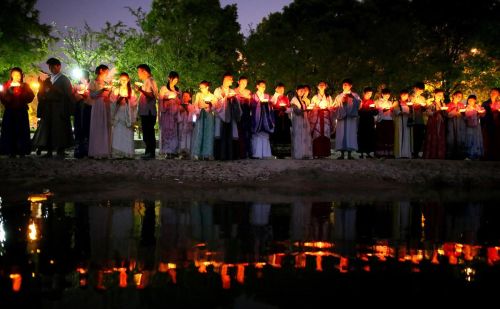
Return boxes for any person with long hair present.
[375,88,395,158]
[88,64,112,159]
[177,91,196,159]
[270,82,292,159]
[159,71,181,159]
[464,95,485,160]
[73,70,91,158]
[445,91,466,159]
[357,87,378,159]
[393,89,412,159]
[309,81,334,158]
[250,80,275,159]
[481,87,500,160]
[191,80,217,160]
[423,89,446,159]
[0,67,35,157]
[235,76,253,159]
[110,72,137,158]
[290,85,313,159]
[333,79,361,160]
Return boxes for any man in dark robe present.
[33,58,74,158]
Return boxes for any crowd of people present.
[1,57,499,161]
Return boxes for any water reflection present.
[0,195,499,307]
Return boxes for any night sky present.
[35,0,293,35]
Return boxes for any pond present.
[0,193,499,308]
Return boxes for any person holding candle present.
[191,81,217,160]
[270,82,292,159]
[213,72,242,160]
[393,89,412,159]
[0,67,35,157]
[110,72,138,158]
[136,64,159,160]
[409,82,427,158]
[158,71,181,159]
[73,70,91,158]
[357,87,378,159]
[333,79,361,160]
[445,91,466,159]
[177,91,196,159]
[309,81,334,158]
[235,76,253,159]
[374,88,395,158]
[32,57,75,159]
[290,85,313,159]
[464,94,485,160]
[250,80,274,159]
[88,64,112,159]
[423,89,446,159]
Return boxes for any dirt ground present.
[1,157,500,203]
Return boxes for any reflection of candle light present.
[28,222,37,240]
[134,273,143,288]
[118,267,127,288]
[10,274,22,292]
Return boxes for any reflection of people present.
[32,58,75,158]
[0,67,35,157]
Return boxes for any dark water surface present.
[0,192,499,308]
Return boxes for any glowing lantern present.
[30,81,40,92]
[0,85,3,92]
[71,68,83,80]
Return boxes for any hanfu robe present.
[0,81,34,156]
[110,91,138,158]
[270,93,292,158]
[333,92,361,152]
[309,94,334,158]
[357,99,378,154]
[250,93,275,158]
[235,88,253,159]
[290,96,313,159]
[445,101,467,159]
[159,87,181,155]
[32,74,74,151]
[177,103,196,156]
[481,99,500,160]
[73,82,92,158]
[213,87,242,160]
[423,103,446,159]
[374,98,394,157]
[393,101,412,159]
[88,80,112,158]
[409,94,427,157]
[191,92,216,159]
[464,106,485,159]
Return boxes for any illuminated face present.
[467,98,476,106]
[275,86,284,95]
[491,89,499,101]
[49,64,61,74]
[137,68,148,81]
[199,83,209,93]
[318,82,327,92]
[452,93,463,103]
[363,91,373,100]
[238,79,248,89]
[342,83,352,93]
[100,69,110,80]
[256,83,266,92]
[11,71,22,83]
[182,92,191,103]
[435,92,444,101]
[382,93,391,100]
[400,93,409,101]
[170,77,179,86]
[297,88,305,97]
[223,76,233,88]
[119,76,129,87]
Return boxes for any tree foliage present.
[0,0,54,79]
[244,0,500,95]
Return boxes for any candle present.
[0,85,3,92]
[134,82,143,87]
[441,106,449,110]
[192,114,197,122]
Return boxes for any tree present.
[0,0,54,79]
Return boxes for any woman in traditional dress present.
[375,88,395,158]
[73,70,92,158]
[110,72,137,158]
[235,76,253,159]
[445,91,466,159]
[481,87,500,160]
[309,81,334,158]
[0,67,35,157]
[423,89,446,159]
[88,64,112,159]
[159,71,181,159]
[290,85,313,159]
[177,91,196,159]
[191,81,217,160]
[357,87,377,159]
[464,95,485,160]
[393,89,412,159]
[270,82,292,158]
[333,79,361,160]
[250,80,274,159]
